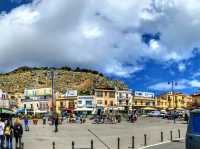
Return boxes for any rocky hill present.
[0,66,128,94]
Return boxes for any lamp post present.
[48,70,57,114]
[168,81,177,123]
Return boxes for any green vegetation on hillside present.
[0,66,127,94]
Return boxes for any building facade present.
[133,91,156,110]
[75,96,95,112]
[116,90,132,110]
[191,93,200,108]
[156,92,191,110]
[94,88,117,109]
[56,90,78,114]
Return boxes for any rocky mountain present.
[0,66,128,94]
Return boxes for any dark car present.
[186,109,200,149]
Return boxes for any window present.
[110,101,113,106]
[31,104,33,109]
[126,100,128,105]
[86,101,92,107]
[109,92,115,98]
[119,93,122,98]
[78,101,82,105]
[105,92,107,96]
[61,102,64,107]
[24,104,26,109]
[97,100,102,105]
[96,91,103,97]
[126,94,128,98]
[135,101,137,105]
[105,100,108,105]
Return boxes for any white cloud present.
[149,81,187,90]
[188,80,200,88]
[1,0,200,76]
[150,79,200,90]
[178,63,186,72]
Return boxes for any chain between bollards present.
[72,141,75,149]
[117,137,120,149]
[161,131,163,142]
[170,131,173,141]
[144,134,147,146]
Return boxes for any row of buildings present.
[0,87,199,115]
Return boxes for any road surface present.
[144,140,185,149]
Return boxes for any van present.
[186,109,200,149]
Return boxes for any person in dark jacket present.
[14,118,23,149]
[54,115,59,133]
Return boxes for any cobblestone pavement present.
[22,117,187,149]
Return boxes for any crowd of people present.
[0,118,23,149]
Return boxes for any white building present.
[76,96,95,113]
[116,90,133,110]
[21,99,48,114]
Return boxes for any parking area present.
[21,117,187,149]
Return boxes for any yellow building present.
[133,91,156,110]
[94,88,117,108]
[191,93,200,108]
[156,92,192,110]
[55,91,77,114]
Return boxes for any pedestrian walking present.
[0,118,5,149]
[14,118,23,149]
[24,116,29,131]
[43,116,46,126]
[54,115,59,133]
[4,120,13,149]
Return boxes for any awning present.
[74,108,94,111]
[0,108,15,115]
[34,110,48,114]
[141,107,157,110]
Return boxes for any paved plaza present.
[22,117,187,149]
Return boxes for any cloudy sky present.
[1,0,200,94]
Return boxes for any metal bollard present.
[132,136,135,149]
[178,129,181,139]
[91,140,94,149]
[21,142,24,149]
[117,137,120,149]
[72,141,75,149]
[170,131,173,141]
[161,131,163,142]
[52,142,55,149]
[144,134,147,146]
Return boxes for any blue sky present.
[1,0,200,95]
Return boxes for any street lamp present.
[47,70,57,114]
[168,81,177,123]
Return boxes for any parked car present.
[147,111,161,117]
[186,109,200,149]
